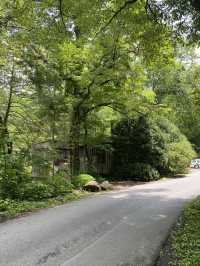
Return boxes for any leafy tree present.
[0,0,199,200]
[147,57,200,150]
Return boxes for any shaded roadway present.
[0,170,200,266]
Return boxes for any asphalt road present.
[1,170,200,266]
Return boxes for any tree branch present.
[85,102,116,116]
[97,0,139,35]
[58,0,67,33]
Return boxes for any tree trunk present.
[70,108,81,177]
[0,64,14,157]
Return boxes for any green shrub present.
[130,163,160,181]
[0,198,41,215]
[0,199,12,211]
[72,174,95,189]
[20,181,54,201]
[112,116,168,180]
[46,172,73,196]
[111,115,196,180]
[0,175,21,199]
[0,199,23,215]
[167,137,196,174]
[0,154,31,199]
[0,169,74,201]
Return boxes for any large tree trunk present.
[0,64,14,156]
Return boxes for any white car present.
[191,159,200,168]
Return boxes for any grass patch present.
[0,191,92,220]
[170,196,200,266]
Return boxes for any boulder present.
[100,181,113,191]
[84,181,101,192]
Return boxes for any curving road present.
[0,170,200,266]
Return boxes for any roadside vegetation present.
[0,191,91,220]
[0,170,90,219]
[0,169,107,219]
[158,197,200,266]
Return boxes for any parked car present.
[191,159,200,168]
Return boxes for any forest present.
[0,0,200,209]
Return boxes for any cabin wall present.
[32,146,112,177]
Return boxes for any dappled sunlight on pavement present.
[1,170,200,266]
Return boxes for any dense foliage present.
[0,0,199,204]
[0,169,73,201]
[169,197,200,266]
[112,116,196,180]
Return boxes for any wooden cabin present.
[32,141,112,177]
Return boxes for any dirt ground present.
[110,180,146,190]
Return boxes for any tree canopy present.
[0,0,199,201]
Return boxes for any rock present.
[84,181,101,192]
[100,181,113,191]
